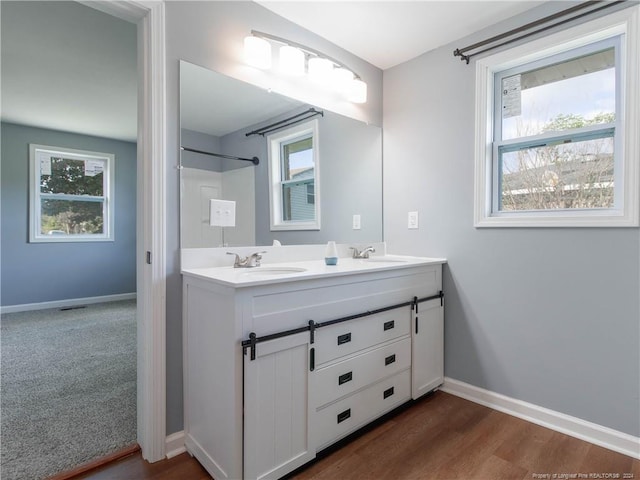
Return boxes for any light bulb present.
[348,78,368,103]
[308,57,334,85]
[332,67,354,94]
[244,36,271,70]
[279,45,305,76]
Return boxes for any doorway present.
[0,0,167,475]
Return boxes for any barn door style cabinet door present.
[243,332,316,480]
[411,296,444,399]
[182,256,445,480]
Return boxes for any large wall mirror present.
[179,60,383,248]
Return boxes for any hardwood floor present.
[73,392,640,480]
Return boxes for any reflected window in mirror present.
[268,120,321,230]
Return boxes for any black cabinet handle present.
[338,371,353,385]
[383,320,395,331]
[385,354,396,366]
[337,333,351,345]
[384,387,394,399]
[309,347,315,371]
[337,408,351,424]
[415,315,419,334]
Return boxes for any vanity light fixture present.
[279,45,305,76]
[243,30,368,104]
[244,35,271,69]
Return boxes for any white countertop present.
[181,255,446,288]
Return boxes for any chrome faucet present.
[227,251,266,268]
[350,246,375,259]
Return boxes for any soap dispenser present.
[324,241,338,265]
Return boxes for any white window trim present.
[267,119,321,231]
[474,6,640,228]
[29,144,116,242]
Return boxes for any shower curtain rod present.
[180,146,259,165]
[453,0,625,64]
[245,108,324,137]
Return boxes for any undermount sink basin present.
[241,267,307,275]
[365,257,409,263]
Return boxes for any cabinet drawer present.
[314,369,411,450]
[312,337,410,408]
[314,307,411,365]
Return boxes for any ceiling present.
[257,1,544,70]
[0,1,137,142]
[1,1,544,142]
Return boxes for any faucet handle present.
[226,252,241,267]
[251,251,267,266]
[349,246,360,258]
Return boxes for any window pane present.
[282,180,314,221]
[280,135,315,222]
[502,48,615,140]
[41,199,104,235]
[41,156,105,196]
[282,136,313,181]
[499,135,614,211]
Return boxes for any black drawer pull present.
[337,408,351,424]
[338,371,353,385]
[383,320,395,331]
[384,387,394,399]
[337,333,351,345]
[385,354,396,366]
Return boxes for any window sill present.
[474,211,638,228]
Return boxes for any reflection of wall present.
[180,167,222,247]
[180,129,222,171]
[219,106,382,246]
[222,167,255,246]
[0,122,137,307]
[383,2,639,437]
[181,129,255,247]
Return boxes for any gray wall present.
[383,3,640,436]
[165,1,383,434]
[180,129,223,171]
[1,122,137,306]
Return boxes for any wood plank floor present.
[73,392,640,480]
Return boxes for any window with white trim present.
[267,119,320,230]
[30,144,115,242]
[474,7,639,227]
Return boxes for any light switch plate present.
[352,214,361,230]
[210,199,236,227]
[408,211,419,229]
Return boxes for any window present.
[474,7,639,227]
[29,144,115,242]
[267,119,320,230]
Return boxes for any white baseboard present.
[1,293,137,314]
[165,431,186,459]
[441,377,640,460]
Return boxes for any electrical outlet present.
[352,214,361,230]
[408,211,419,229]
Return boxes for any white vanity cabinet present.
[182,258,444,480]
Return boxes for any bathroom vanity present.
[182,249,445,480]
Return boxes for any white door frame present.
[79,0,167,462]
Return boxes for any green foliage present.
[541,112,615,133]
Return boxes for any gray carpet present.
[1,300,137,480]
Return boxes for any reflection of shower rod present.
[245,108,324,137]
[180,146,259,165]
